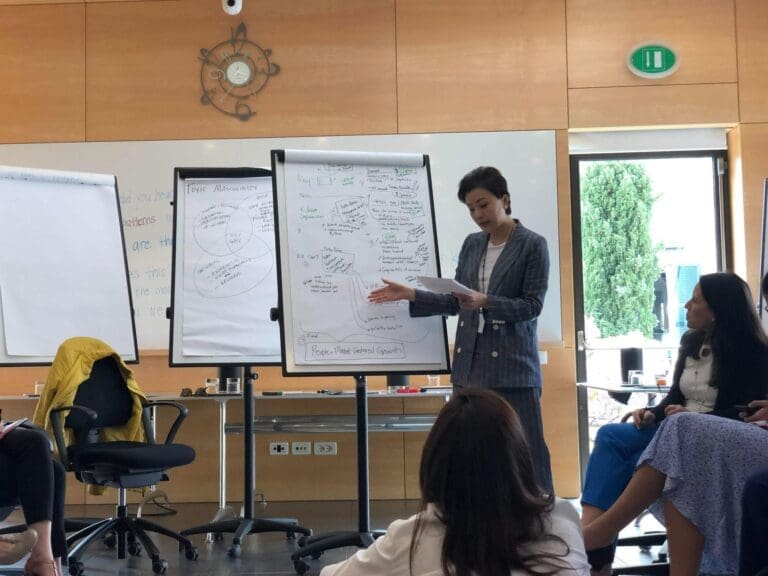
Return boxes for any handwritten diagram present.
[180,177,280,358]
[282,160,446,366]
[191,193,274,298]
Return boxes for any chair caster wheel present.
[185,546,199,560]
[128,542,142,556]
[103,531,116,549]
[152,559,168,574]
[69,561,84,576]
[298,535,307,547]
[286,531,295,540]
[228,544,241,557]
[293,559,310,574]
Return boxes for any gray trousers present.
[454,384,553,494]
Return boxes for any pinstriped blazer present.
[410,221,549,389]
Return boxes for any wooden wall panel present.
[540,346,579,497]
[730,124,768,295]
[727,126,747,281]
[396,0,567,132]
[556,130,575,347]
[86,0,397,141]
[0,4,85,143]
[735,0,768,123]
[569,84,739,129]
[567,0,737,88]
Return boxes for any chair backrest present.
[65,356,134,444]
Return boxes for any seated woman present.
[0,424,66,576]
[320,388,589,576]
[582,404,768,576]
[581,272,768,574]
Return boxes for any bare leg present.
[583,464,666,550]
[25,520,57,576]
[664,499,703,576]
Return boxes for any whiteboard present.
[0,166,137,365]
[272,149,450,375]
[0,131,561,350]
[169,168,281,366]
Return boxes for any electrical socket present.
[314,441,337,456]
[291,441,312,455]
[269,441,289,455]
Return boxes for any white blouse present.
[679,345,717,413]
[319,498,590,576]
[478,240,506,334]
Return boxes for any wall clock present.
[199,23,280,121]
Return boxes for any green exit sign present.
[627,44,678,79]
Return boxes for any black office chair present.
[614,532,669,575]
[49,357,198,576]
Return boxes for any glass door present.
[571,152,728,444]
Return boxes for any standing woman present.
[369,166,552,492]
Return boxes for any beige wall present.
[1,0,768,501]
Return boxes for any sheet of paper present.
[0,179,135,358]
[416,276,473,295]
[180,177,280,358]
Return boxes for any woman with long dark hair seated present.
[581,272,768,575]
[320,388,589,576]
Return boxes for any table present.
[576,382,671,486]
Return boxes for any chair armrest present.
[49,405,97,467]
[141,400,189,444]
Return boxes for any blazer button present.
[460,321,465,327]
[456,347,462,354]
[492,324,499,331]
[491,351,498,358]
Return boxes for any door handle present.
[577,330,585,351]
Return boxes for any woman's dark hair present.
[674,272,768,403]
[457,166,512,215]
[409,388,570,576]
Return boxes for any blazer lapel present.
[465,234,488,291]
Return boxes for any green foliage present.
[581,162,659,338]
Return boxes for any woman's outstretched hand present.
[368,278,416,303]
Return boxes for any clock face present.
[199,23,280,121]
[226,60,252,86]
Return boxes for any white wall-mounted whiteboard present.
[169,168,281,366]
[0,131,560,350]
[272,149,450,375]
[0,166,137,364]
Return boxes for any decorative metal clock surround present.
[199,23,280,121]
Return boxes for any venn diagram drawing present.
[191,192,275,299]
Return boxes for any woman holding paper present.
[369,166,552,492]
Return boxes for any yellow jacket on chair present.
[33,336,147,450]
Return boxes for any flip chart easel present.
[271,149,449,573]
[0,166,137,365]
[169,167,309,557]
